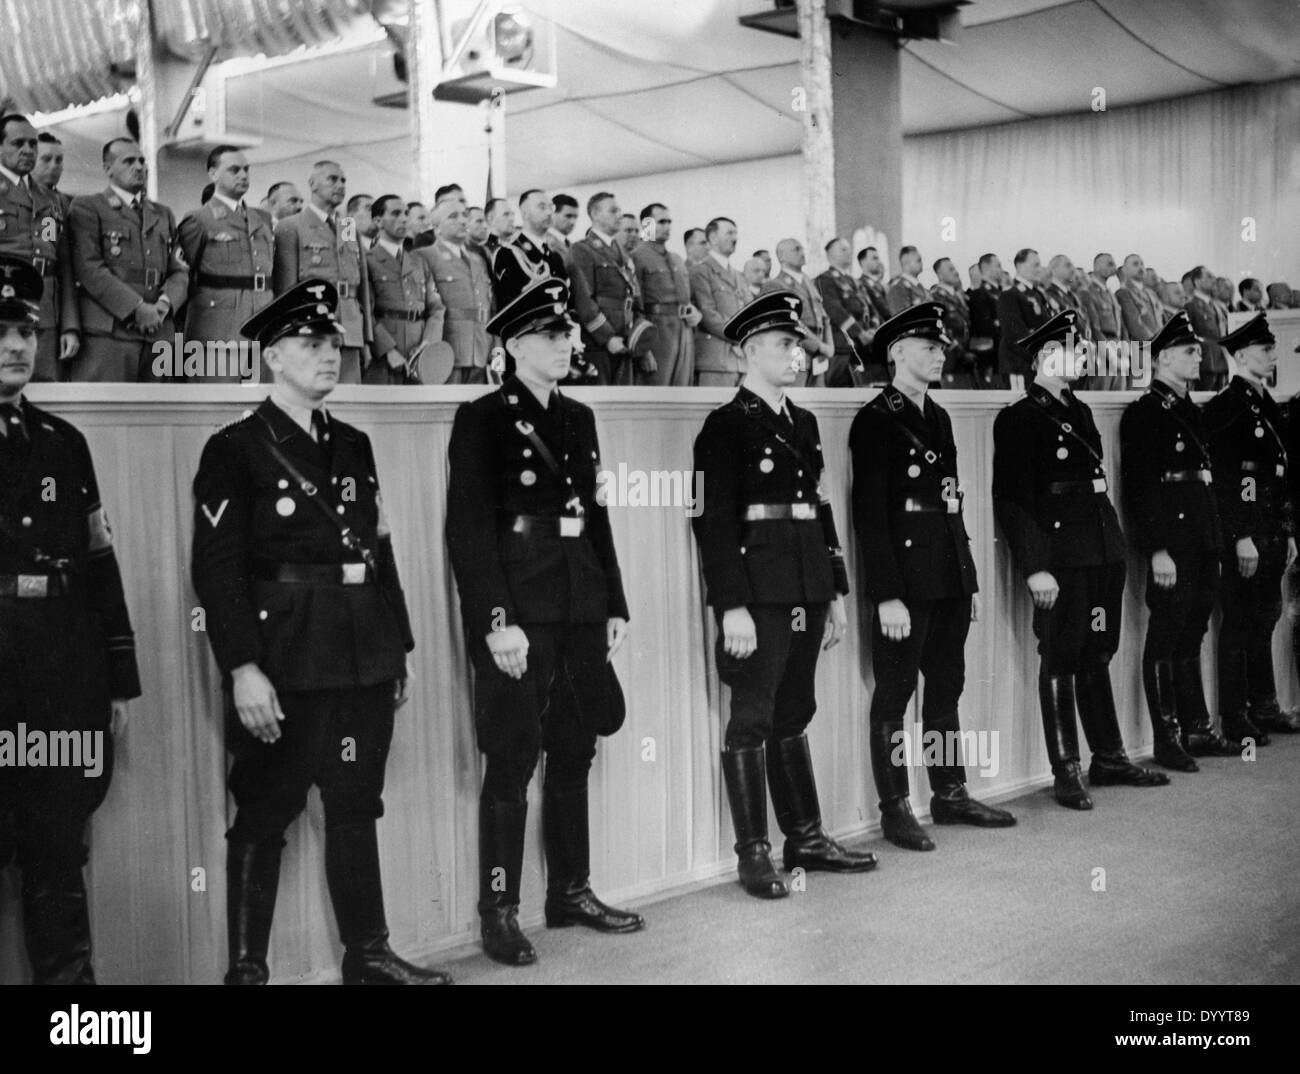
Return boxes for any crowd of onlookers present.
[1,112,1295,389]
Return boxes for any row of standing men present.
[2,253,1296,983]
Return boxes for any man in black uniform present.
[1120,312,1237,766]
[446,279,644,967]
[1204,312,1300,744]
[0,254,139,983]
[850,304,1015,851]
[993,310,1169,809]
[191,279,449,986]
[692,290,877,900]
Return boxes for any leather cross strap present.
[254,413,378,574]
[1027,387,1105,468]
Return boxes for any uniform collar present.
[268,389,327,438]
[377,236,403,259]
[546,226,569,246]
[111,182,142,207]
[212,190,243,213]
[307,202,332,224]
[0,162,27,189]
[1150,377,1189,405]
[709,249,731,270]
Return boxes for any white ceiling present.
[33,0,1300,195]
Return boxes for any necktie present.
[310,409,330,449]
[0,402,28,453]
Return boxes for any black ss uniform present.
[1120,381,1228,757]
[692,388,848,750]
[0,398,139,983]
[445,376,628,916]
[850,385,977,803]
[993,384,1142,788]
[192,396,421,982]
[1204,376,1291,740]
[996,281,1051,381]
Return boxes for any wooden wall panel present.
[1,385,1294,983]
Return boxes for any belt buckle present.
[17,574,48,598]
[1093,477,1107,493]
[1199,470,1212,484]
[32,256,47,276]
[253,273,267,292]
[338,281,351,299]
[946,497,960,514]
[341,563,367,585]
[144,267,159,289]
[1278,465,1286,479]
[797,503,816,520]
[559,517,582,538]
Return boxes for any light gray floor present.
[435,736,1300,984]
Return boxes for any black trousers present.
[1034,561,1125,675]
[715,602,829,751]
[1143,551,1219,664]
[868,596,971,798]
[470,622,615,802]
[226,683,395,844]
[1218,535,1286,716]
[0,596,113,883]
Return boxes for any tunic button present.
[796,491,803,498]
[740,546,747,555]
[258,610,268,621]
[1054,521,1061,529]
[798,470,803,477]
[523,448,533,458]
[21,516,32,526]
[277,479,289,489]
[904,539,912,547]
[1178,513,1185,520]
[336,505,345,515]
[764,447,772,455]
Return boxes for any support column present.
[796,0,903,267]
[409,0,441,205]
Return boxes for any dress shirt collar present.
[377,236,403,259]
[0,163,28,189]
[307,201,332,224]
[709,250,731,270]
[111,183,143,207]
[211,190,243,213]
[268,390,328,437]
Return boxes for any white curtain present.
[902,78,1300,289]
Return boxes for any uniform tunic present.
[445,377,628,796]
[0,399,139,882]
[1119,379,1222,664]
[692,388,849,749]
[850,384,977,798]
[993,384,1127,674]
[1204,376,1292,716]
[0,175,78,381]
[191,398,412,840]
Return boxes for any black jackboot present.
[1173,657,1240,756]
[1076,667,1171,786]
[22,871,95,985]
[224,839,282,985]
[1250,699,1300,735]
[1141,658,1198,771]
[326,822,451,984]
[543,785,645,932]
[721,748,788,898]
[879,796,936,851]
[478,796,536,965]
[1220,649,1270,747]
[930,782,1018,827]
[1040,672,1092,810]
[766,734,877,871]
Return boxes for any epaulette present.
[216,408,256,433]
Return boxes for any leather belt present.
[744,503,818,521]
[446,307,489,323]
[337,281,354,300]
[197,272,268,292]
[646,301,684,316]
[1161,469,1212,484]
[510,514,585,538]
[899,498,959,514]
[1046,478,1108,495]
[1241,461,1286,478]
[0,573,66,598]
[255,562,373,585]
[31,256,56,278]
[374,307,424,322]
